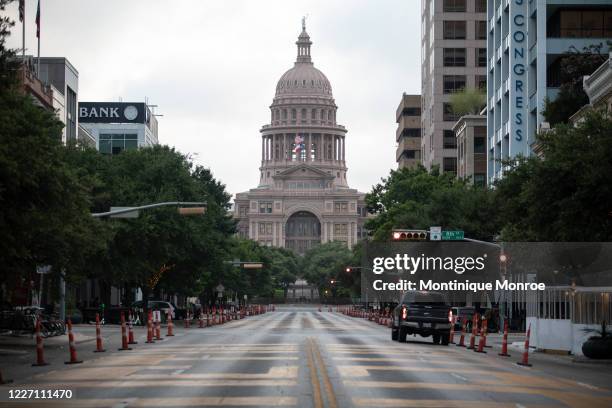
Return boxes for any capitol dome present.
[274,22,333,98]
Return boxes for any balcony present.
[496,127,502,143]
[528,43,537,64]
[496,45,502,61]
[529,92,537,112]
[496,4,502,21]
[503,79,509,95]
[504,121,510,136]
[496,88,501,103]
[528,0,536,17]
[489,56,495,71]
[504,0,509,10]
[489,16,495,32]
[489,95,495,109]
[504,35,510,52]
[18,65,54,110]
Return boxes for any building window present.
[443,48,466,67]
[443,103,461,122]
[476,21,487,40]
[443,21,466,39]
[333,223,348,235]
[475,0,486,13]
[443,75,466,94]
[403,128,421,138]
[282,109,287,119]
[99,133,138,155]
[443,130,457,149]
[291,109,297,120]
[402,107,421,116]
[443,157,457,174]
[473,174,486,187]
[334,202,348,213]
[258,222,273,235]
[474,136,486,153]
[239,206,248,217]
[551,10,612,38]
[443,0,466,12]
[477,48,487,67]
[259,202,273,214]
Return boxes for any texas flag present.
[36,0,40,38]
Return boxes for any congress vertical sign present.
[510,0,527,154]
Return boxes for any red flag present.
[19,0,25,22]
[35,0,40,38]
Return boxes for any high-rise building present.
[453,114,487,186]
[37,57,79,144]
[487,0,612,182]
[234,22,368,255]
[396,94,422,169]
[421,0,488,174]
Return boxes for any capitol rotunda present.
[234,21,367,255]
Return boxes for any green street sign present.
[442,230,464,240]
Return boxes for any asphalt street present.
[1,305,612,407]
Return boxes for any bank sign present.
[79,102,147,124]
[510,0,527,151]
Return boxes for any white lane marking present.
[450,372,467,381]
[577,381,599,390]
[515,404,526,408]
[171,369,185,375]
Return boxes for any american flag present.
[293,135,305,154]
[19,0,25,22]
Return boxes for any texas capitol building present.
[234,22,368,255]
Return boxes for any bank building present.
[234,21,368,255]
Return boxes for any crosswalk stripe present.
[336,365,494,377]
[352,398,553,407]
[26,379,298,387]
[0,397,298,407]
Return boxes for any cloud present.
[7,0,420,197]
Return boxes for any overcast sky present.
[7,0,421,197]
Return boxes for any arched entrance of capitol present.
[285,211,321,255]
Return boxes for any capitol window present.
[259,202,273,214]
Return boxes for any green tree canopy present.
[449,87,486,116]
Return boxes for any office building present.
[421,0,488,174]
[37,57,79,144]
[234,22,368,255]
[487,0,612,182]
[396,94,422,169]
[78,102,159,154]
[453,114,487,186]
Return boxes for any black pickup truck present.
[391,291,453,345]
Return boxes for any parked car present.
[391,291,452,345]
[131,300,175,320]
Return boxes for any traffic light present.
[345,267,352,273]
[391,229,428,241]
[178,207,206,216]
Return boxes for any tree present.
[449,87,486,116]
[494,110,612,241]
[301,242,355,300]
[365,166,498,242]
[543,44,608,126]
[0,18,106,295]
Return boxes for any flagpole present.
[22,1,25,60]
[37,0,40,76]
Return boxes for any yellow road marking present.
[168,356,299,361]
[334,357,484,364]
[306,338,324,408]
[310,337,338,408]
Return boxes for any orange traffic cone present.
[32,317,48,366]
[456,318,466,347]
[146,310,155,343]
[467,313,479,350]
[517,323,532,367]
[94,313,106,352]
[475,318,487,353]
[118,312,132,351]
[155,313,163,341]
[499,319,511,357]
[167,311,175,336]
[449,316,456,344]
[65,319,83,364]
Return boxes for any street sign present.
[442,230,464,240]
[36,265,52,274]
[110,207,139,218]
[429,226,442,241]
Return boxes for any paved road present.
[1,305,612,407]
